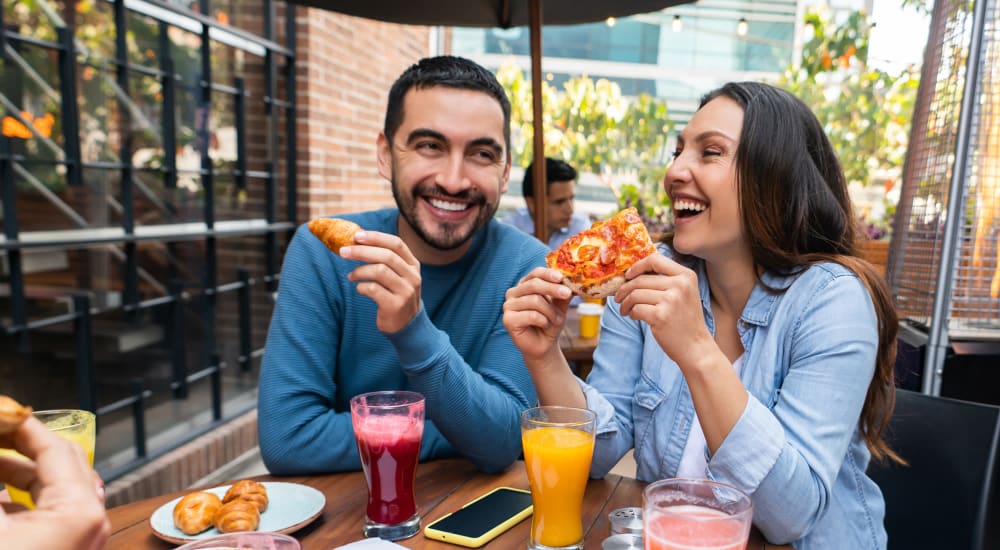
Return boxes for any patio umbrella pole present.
[529,0,548,242]
[293,0,699,242]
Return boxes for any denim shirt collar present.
[692,258,797,331]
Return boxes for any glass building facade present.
[453,0,869,123]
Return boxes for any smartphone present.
[423,486,533,547]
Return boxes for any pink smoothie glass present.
[642,478,753,550]
[350,390,425,541]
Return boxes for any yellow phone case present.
[423,486,533,548]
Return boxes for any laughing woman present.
[502,81,900,550]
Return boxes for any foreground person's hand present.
[0,416,110,550]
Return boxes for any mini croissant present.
[214,499,261,533]
[173,491,223,535]
[0,395,32,435]
[308,217,361,255]
[222,479,269,512]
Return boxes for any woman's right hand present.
[502,267,573,362]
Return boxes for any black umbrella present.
[289,0,693,239]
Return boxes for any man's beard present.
[392,177,498,251]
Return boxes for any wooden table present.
[105,458,777,549]
[561,306,599,379]
[105,459,624,549]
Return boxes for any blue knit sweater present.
[258,209,548,474]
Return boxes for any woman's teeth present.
[674,199,706,216]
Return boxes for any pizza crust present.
[562,274,626,299]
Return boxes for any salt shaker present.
[608,506,643,535]
[602,506,644,549]
[601,533,644,549]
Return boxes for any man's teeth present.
[674,199,706,213]
[428,198,469,212]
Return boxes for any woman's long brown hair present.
[666,82,902,464]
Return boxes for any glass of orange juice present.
[2,409,96,509]
[521,405,596,550]
[642,478,752,550]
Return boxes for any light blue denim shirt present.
[500,207,591,250]
[581,250,887,549]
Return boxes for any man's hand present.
[340,231,423,333]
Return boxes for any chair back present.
[869,389,1000,550]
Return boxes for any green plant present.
[778,5,919,241]
[496,64,674,225]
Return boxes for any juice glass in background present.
[577,302,604,339]
[350,390,425,541]
[521,405,597,550]
[642,478,753,550]
[2,409,96,509]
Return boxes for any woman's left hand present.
[614,254,715,368]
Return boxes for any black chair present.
[869,389,1000,550]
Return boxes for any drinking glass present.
[2,409,96,509]
[350,390,425,541]
[521,405,597,550]
[642,478,753,550]
[175,532,301,549]
[577,303,604,339]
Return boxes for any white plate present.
[149,481,326,544]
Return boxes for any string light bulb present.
[606,16,616,27]
[737,17,749,36]
[672,15,682,32]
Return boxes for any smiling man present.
[257,56,549,475]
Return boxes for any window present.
[1,0,296,481]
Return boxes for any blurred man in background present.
[502,157,590,249]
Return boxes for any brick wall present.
[104,409,259,508]
[290,8,431,220]
[103,9,434,506]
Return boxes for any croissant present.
[173,491,223,535]
[222,479,269,512]
[308,217,361,255]
[0,395,32,435]
[214,499,261,533]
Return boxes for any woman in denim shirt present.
[503,82,901,549]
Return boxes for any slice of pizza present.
[308,217,362,255]
[546,207,657,299]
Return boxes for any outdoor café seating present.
[868,389,1000,550]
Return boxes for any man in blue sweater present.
[257,56,550,475]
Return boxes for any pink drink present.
[645,505,748,550]
[643,479,752,550]
[351,390,425,541]
[354,414,423,524]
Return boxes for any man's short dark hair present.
[383,55,512,152]
[522,157,578,200]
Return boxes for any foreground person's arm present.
[0,416,110,550]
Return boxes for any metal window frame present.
[0,0,297,480]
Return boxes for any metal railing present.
[1,0,297,479]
